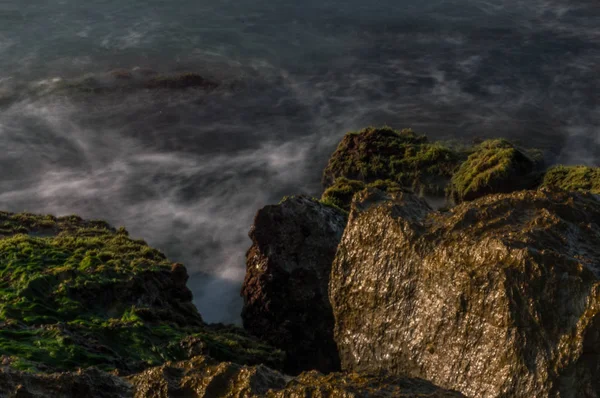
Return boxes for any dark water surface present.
[1,0,599,323]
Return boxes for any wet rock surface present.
[241,196,347,374]
[321,177,406,212]
[127,355,288,398]
[1,355,465,398]
[273,370,465,398]
[330,188,600,398]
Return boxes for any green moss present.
[322,126,463,196]
[449,139,541,203]
[540,165,600,194]
[321,177,404,211]
[0,211,283,374]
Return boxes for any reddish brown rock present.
[241,196,347,374]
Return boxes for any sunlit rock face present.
[330,188,600,398]
[1,355,466,398]
[241,196,347,374]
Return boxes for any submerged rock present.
[1,355,464,398]
[322,126,462,196]
[40,70,219,96]
[330,188,600,398]
[449,139,542,202]
[142,72,219,90]
[241,196,347,374]
[541,165,600,194]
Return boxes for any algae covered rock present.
[330,188,600,398]
[321,177,405,212]
[241,196,346,374]
[0,366,132,398]
[322,126,461,196]
[0,211,282,374]
[449,139,541,202]
[541,165,600,194]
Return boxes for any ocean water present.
[0,0,598,323]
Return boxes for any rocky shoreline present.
[2,126,600,397]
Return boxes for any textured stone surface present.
[330,188,600,398]
[128,355,287,398]
[1,356,465,398]
[271,371,465,398]
[241,196,347,374]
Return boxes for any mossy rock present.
[0,211,283,374]
[540,165,600,194]
[321,177,405,212]
[449,139,542,203]
[322,126,463,196]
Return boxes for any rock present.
[47,71,219,95]
[128,355,288,398]
[1,355,465,398]
[449,139,542,203]
[330,188,600,398]
[109,69,134,80]
[322,126,461,196]
[0,211,283,374]
[321,177,405,212]
[241,196,347,374]
[541,165,600,194]
[143,72,219,90]
[0,367,131,398]
[272,371,465,398]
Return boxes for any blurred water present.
[0,0,599,323]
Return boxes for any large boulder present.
[322,126,461,196]
[1,355,465,397]
[241,196,347,374]
[449,139,542,202]
[330,188,600,398]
